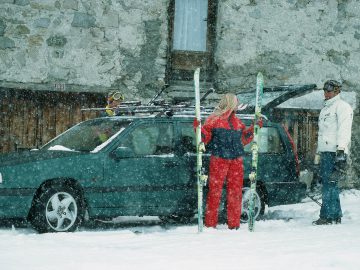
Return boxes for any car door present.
[103,120,189,216]
[242,124,290,181]
[176,120,209,208]
[254,125,291,182]
[242,124,296,204]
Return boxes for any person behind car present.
[193,93,262,230]
[313,80,353,225]
[103,91,124,116]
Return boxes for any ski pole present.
[306,193,322,207]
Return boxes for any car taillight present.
[282,124,300,177]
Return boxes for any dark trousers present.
[319,152,342,219]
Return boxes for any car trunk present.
[236,84,317,120]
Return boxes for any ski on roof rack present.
[81,88,217,117]
[82,103,206,116]
[81,103,265,120]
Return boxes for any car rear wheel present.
[30,185,84,233]
[240,187,265,223]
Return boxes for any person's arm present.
[193,117,213,144]
[336,102,353,152]
[241,118,263,145]
[242,125,254,146]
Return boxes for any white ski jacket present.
[316,94,353,154]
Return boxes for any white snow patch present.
[1,189,360,270]
[47,145,76,152]
[278,91,357,110]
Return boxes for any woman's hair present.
[212,93,238,117]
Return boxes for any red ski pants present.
[205,156,244,229]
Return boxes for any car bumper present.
[266,181,307,207]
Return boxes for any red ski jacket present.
[201,111,255,159]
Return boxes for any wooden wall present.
[0,88,105,153]
[274,109,319,168]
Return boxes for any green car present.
[0,112,305,233]
[1,84,317,233]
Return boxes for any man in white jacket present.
[313,80,353,225]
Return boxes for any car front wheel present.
[30,186,84,233]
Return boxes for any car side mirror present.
[112,146,135,159]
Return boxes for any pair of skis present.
[194,69,263,233]
[194,68,207,233]
[247,72,264,232]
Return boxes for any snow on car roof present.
[237,84,317,112]
[278,90,357,110]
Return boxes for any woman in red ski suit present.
[194,93,259,229]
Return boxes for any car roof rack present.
[82,87,217,116]
[82,102,258,119]
[113,103,209,117]
[81,87,262,119]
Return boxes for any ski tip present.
[194,67,200,76]
[257,72,263,80]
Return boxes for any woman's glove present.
[253,117,263,128]
[193,118,200,129]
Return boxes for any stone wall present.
[215,0,360,92]
[0,0,170,99]
[2,1,359,96]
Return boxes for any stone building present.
[0,0,359,183]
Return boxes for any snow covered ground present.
[1,189,359,270]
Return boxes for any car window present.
[119,122,174,156]
[178,122,196,153]
[244,127,284,154]
[42,119,130,152]
[178,122,283,154]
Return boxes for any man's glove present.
[335,150,347,172]
[336,150,346,162]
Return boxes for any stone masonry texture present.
[0,0,170,99]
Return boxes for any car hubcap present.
[46,192,78,231]
[241,187,261,223]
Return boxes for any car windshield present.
[41,118,131,152]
